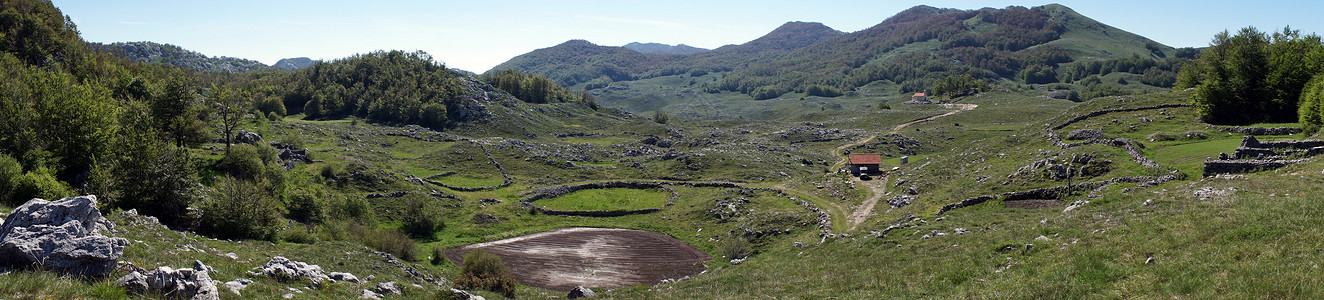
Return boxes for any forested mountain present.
[623,42,708,55]
[89,41,270,72]
[491,4,1186,100]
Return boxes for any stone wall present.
[519,181,679,217]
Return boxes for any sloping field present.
[445,227,712,291]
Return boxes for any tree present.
[154,78,210,147]
[199,176,285,240]
[1300,75,1324,135]
[1182,26,1324,124]
[209,85,251,147]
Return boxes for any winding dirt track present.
[444,227,711,291]
[840,103,977,230]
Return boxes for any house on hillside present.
[906,93,931,104]
[848,153,882,176]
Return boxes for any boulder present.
[0,195,128,278]
[223,278,253,296]
[568,285,597,298]
[235,130,263,144]
[361,289,382,299]
[255,256,331,286]
[116,265,221,300]
[375,281,402,295]
[450,288,487,300]
[330,271,361,283]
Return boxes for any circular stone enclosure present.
[444,227,712,291]
[535,187,671,212]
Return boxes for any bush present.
[350,223,417,261]
[11,168,70,206]
[431,247,446,266]
[455,250,517,298]
[280,224,318,244]
[402,196,444,239]
[719,234,752,259]
[286,188,327,224]
[198,177,285,241]
[0,153,21,204]
[219,144,264,179]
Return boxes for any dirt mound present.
[444,227,711,291]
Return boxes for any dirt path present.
[839,103,977,231]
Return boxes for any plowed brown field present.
[445,227,712,291]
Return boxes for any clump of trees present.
[1179,26,1324,124]
[931,74,989,98]
[282,50,464,129]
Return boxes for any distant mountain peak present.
[622,42,708,55]
[735,21,844,52]
[274,57,316,70]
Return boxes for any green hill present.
[493,4,1182,103]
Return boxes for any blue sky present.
[56,0,1324,73]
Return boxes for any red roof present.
[914,93,926,97]
[848,153,882,165]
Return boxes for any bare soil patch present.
[444,227,711,291]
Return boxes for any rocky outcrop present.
[253,256,332,286]
[0,195,128,278]
[116,260,221,300]
[450,288,487,300]
[568,285,597,298]
[235,130,263,144]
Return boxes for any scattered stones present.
[255,256,331,286]
[730,258,745,265]
[568,285,597,298]
[885,195,914,209]
[0,195,129,278]
[115,265,221,300]
[954,228,970,234]
[472,213,500,224]
[1192,186,1236,201]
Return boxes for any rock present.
[330,271,361,283]
[361,289,382,299]
[1142,199,1153,206]
[255,256,331,286]
[223,278,253,295]
[116,265,221,300]
[568,285,597,299]
[235,130,263,144]
[730,258,745,265]
[451,288,487,300]
[374,281,402,295]
[283,293,295,299]
[0,195,128,278]
[1034,235,1052,242]
[886,195,914,209]
[194,260,216,274]
[954,228,970,234]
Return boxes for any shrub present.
[280,224,318,244]
[455,250,517,298]
[719,234,752,259]
[11,168,70,205]
[219,144,264,179]
[198,176,285,241]
[431,247,446,266]
[286,188,327,224]
[402,197,444,239]
[350,223,417,261]
[0,153,21,204]
[266,111,281,121]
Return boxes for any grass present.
[534,187,671,211]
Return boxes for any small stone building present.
[913,93,928,102]
[848,153,882,176]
